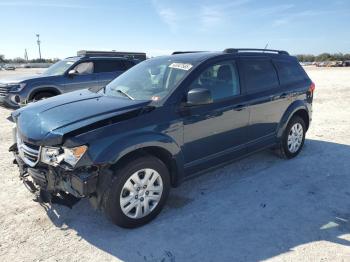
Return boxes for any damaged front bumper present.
[10,143,99,199]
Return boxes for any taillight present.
[309,82,315,94]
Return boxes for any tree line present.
[0,54,59,64]
[2,52,350,64]
[295,53,350,62]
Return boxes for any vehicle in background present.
[316,61,326,67]
[315,61,348,67]
[0,50,146,108]
[342,60,350,67]
[327,61,343,67]
[299,62,313,66]
[4,64,16,70]
[10,48,314,228]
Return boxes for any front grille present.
[0,86,9,97]
[17,133,41,167]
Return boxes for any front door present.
[182,60,250,174]
[62,61,100,93]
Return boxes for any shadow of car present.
[40,138,350,261]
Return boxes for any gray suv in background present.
[0,50,146,108]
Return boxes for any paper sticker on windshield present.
[169,63,192,71]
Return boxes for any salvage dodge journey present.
[9,48,314,228]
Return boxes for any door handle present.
[206,111,222,118]
[272,93,288,100]
[280,93,288,99]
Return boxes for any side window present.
[274,60,307,85]
[94,60,126,73]
[123,60,136,69]
[74,62,94,75]
[189,61,240,101]
[242,59,279,94]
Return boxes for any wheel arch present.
[293,109,310,131]
[28,86,61,100]
[93,133,185,188]
[112,146,183,187]
[277,101,311,139]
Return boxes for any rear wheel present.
[103,155,170,228]
[277,116,306,159]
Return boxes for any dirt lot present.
[0,67,350,261]
[0,68,46,78]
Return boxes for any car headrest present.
[217,65,232,81]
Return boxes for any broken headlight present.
[41,145,87,168]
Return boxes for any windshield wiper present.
[116,89,134,100]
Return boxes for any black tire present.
[277,116,306,159]
[32,92,55,102]
[103,155,170,228]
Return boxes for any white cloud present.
[272,9,333,27]
[199,6,225,29]
[272,18,289,27]
[157,7,179,31]
[151,1,299,33]
[152,0,251,32]
[252,4,294,16]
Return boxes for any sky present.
[0,0,349,59]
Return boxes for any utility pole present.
[36,34,42,60]
[24,49,28,61]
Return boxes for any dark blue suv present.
[10,48,314,228]
[0,50,146,108]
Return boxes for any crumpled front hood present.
[13,89,150,146]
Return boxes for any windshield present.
[42,59,76,76]
[102,57,193,101]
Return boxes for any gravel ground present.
[0,67,350,262]
[0,68,46,78]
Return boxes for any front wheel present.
[278,116,306,159]
[32,92,54,102]
[103,155,170,228]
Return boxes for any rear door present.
[94,59,130,87]
[240,57,289,148]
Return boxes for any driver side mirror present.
[68,69,78,77]
[186,88,213,106]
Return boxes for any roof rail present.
[223,48,289,55]
[172,51,204,55]
[77,50,147,60]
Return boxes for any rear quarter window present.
[274,59,307,85]
[241,58,279,94]
[94,60,126,73]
